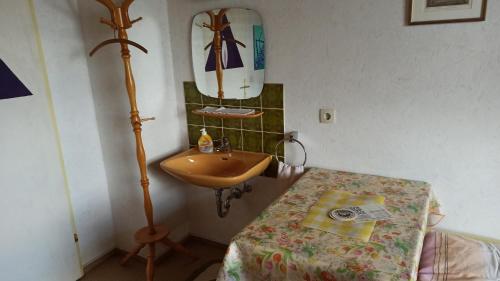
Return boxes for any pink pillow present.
[418,231,500,281]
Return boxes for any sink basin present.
[160,148,272,188]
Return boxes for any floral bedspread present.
[217,168,433,281]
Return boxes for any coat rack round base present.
[120,225,198,272]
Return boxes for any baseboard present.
[188,235,228,250]
[83,249,119,273]
[82,234,212,273]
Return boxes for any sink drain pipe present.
[214,183,252,218]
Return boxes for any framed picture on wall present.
[408,0,487,25]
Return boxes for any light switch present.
[319,108,335,123]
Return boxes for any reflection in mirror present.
[191,8,265,100]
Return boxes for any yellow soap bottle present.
[198,128,213,153]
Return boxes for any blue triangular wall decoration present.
[0,58,33,100]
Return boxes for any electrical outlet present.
[319,108,335,123]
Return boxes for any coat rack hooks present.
[90,0,148,56]
[89,38,148,56]
[88,1,197,280]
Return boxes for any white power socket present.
[319,108,335,123]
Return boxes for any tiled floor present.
[80,239,226,281]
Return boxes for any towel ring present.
[274,135,307,166]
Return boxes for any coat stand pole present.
[89,1,197,280]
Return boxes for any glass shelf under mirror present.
[192,108,264,119]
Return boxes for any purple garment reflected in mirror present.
[205,14,244,72]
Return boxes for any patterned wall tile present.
[183,81,285,178]
[185,104,203,125]
[243,131,263,152]
[221,99,241,107]
[261,84,284,108]
[241,96,261,108]
[188,125,201,146]
[184,82,202,104]
[223,128,243,151]
[242,116,262,131]
[222,118,241,130]
[263,133,285,157]
[204,115,222,128]
[206,126,223,141]
[262,109,284,133]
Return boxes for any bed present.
[418,231,500,281]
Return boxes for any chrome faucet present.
[215,136,232,153]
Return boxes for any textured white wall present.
[167,0,500,240]
[33,0,116,265]
[76,0,190,254]
[0,1,81,279]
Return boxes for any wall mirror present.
[191,8,265,100]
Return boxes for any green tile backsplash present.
[183,82,285,177]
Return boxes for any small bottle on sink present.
[198,128,213,153]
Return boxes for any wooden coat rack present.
[89,1,196,280]
[202,8,246,99]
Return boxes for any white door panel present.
[0,1,82,280]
